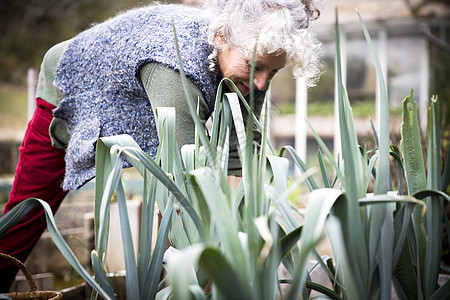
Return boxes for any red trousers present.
[0,98,68,270]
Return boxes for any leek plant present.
[280,9,450,300]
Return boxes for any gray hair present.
[203,0,323,86]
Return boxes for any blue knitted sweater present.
[53,4,217,190]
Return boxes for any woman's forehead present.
[241,50,287,68]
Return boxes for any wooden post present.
[419,34,430,134]
[27,68,38,121]
[295,77,307,163]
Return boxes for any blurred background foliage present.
[0,0,182,84]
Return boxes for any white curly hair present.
[203,0,323,86]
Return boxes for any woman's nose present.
[253,72,270,91]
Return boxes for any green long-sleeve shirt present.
[36,40,266,175]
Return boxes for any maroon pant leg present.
[0,98,68,285]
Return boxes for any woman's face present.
[217,44,286,97]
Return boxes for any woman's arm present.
[140,62,209,150]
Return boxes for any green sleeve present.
[36,40,71,106]
[36,39,72,149]
[140,62,210,150]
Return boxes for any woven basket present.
[0,253,62,300]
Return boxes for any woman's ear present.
[214,27,227,47]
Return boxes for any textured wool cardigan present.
[52,4,219,190]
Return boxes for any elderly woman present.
[0,0,322,289]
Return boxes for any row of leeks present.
[1,9,449,300]
[281,9,450,300]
